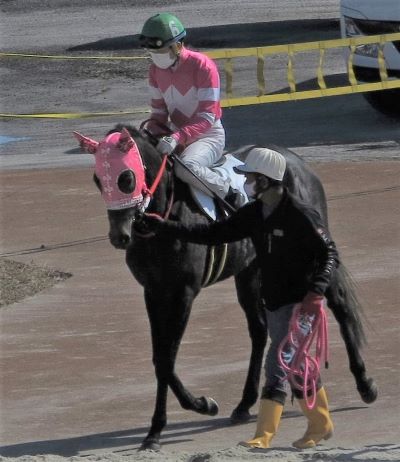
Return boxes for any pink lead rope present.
[278,303,329,409]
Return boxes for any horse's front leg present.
[140,381,168,451]
[162,286,219,415]
[141,286,217,450]
[168,372,219,416]
[326,267,378,404]
[139,288,177,450]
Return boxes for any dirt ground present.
[1,161,399,462]
[1,1,400,461]
[0,259,71,307]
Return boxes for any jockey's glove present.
[301,291,324,316]
[156,135,178,156]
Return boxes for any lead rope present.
[278,303,329,409]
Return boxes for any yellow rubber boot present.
[292,387,334,449]
[240,399,283,449]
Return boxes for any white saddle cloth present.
[187,153,249,221]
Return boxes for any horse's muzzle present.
[109,231,132,250]
[108,209,137,250]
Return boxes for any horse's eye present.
[118,170,136,194]
[93,174,102,192]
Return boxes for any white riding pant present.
[173,120,231,197]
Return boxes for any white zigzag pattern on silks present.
[161,86,199,119]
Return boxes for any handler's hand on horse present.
[301,291,324,316]
[156,136,178,156]
[142,213,165,232]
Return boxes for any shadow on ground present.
[0,418,236,457]
[222,89,400,149]
[0,406,368,457]
[69,19,340,51]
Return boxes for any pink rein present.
[145,153,169,198]
[140,153,174,219]
[278,303,329,409]
[133,154,174,239]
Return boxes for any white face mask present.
[244,181,257,198]
[149,51,176,69]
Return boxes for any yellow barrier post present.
[256,48,266,96]
[1,32,400,118]
[378,34,389,88]
[317,42,327,91]
[287,44,296,95]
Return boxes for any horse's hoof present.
[198,396,219,416]
[358,378,378,404]
[139,438,161,451]
[230,408,251,424]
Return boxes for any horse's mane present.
[106,123,142,140]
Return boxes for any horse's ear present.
[73,131,99,155]
[118,127,135,153]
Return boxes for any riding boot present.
[292,387,334,449]
[239,399,283,449]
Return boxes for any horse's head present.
[74,126,165,249]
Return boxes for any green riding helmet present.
[139,13,186,49]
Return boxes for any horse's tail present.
[327,263,367,349]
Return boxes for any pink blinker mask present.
[73,128,148,210]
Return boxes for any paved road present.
[1,0,399,169]
[1,1,341,52]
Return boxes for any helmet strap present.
[171,42,183,57]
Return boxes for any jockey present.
[142,147,339,450]
[139,13,240,206]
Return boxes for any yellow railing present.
[1,33,399,118]
[205,32,400,107]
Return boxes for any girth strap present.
[202,243,228,287]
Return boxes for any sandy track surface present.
[1,1,400,461]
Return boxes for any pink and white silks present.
[148,47,222,145]
[148,47,229,196]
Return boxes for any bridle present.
[137,120,178,217]
[138,151,175,220]
[132,124,176,236]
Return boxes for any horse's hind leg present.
[230,262,267,424]
[325,266,378,404]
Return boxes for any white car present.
[340,0,400,116]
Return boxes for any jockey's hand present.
[141,213,165,232]
[156,136,178,156]
[301,291,324,316]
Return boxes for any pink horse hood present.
[74,130,147,210]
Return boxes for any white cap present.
[235,147,286,181]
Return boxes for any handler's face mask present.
[149,49,177,69]
[244,181,257,198]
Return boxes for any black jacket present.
[161,190,339,310]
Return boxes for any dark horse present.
[75,124,377,450]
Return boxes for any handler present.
[139,13,239,205]
[141,147,339,449]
